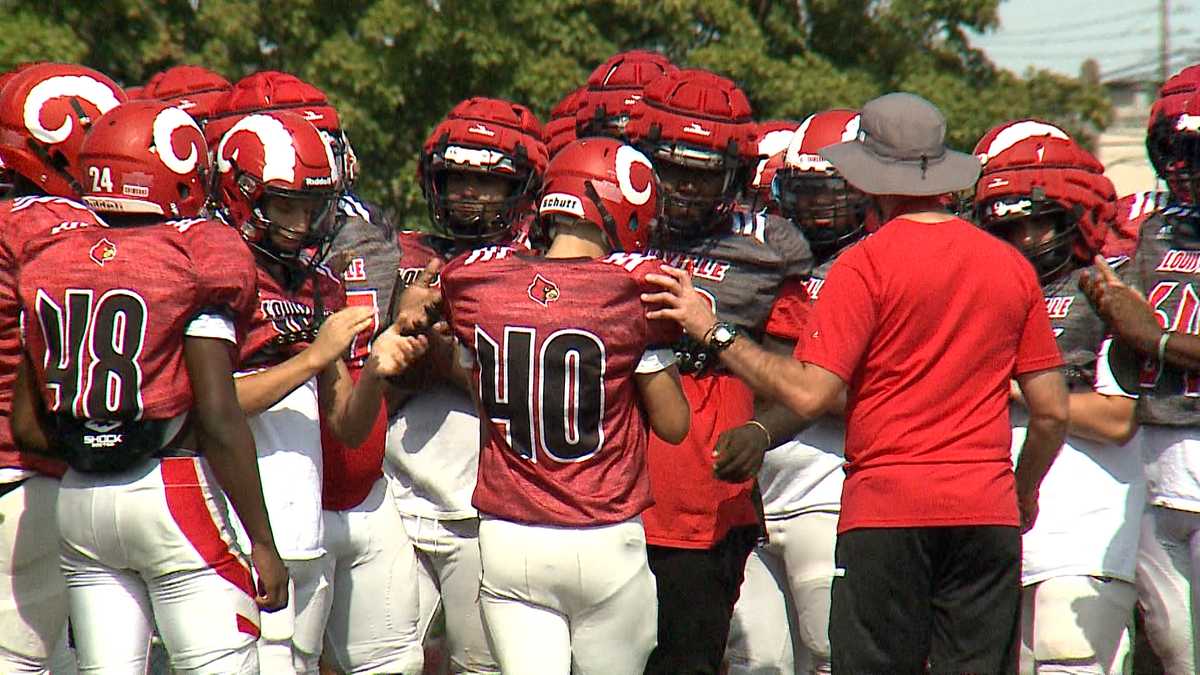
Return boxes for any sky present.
[966,0,1196,82]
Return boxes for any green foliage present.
[0,0,1112,224]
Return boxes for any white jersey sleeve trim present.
[185,312,237,344]
[1094,337,1137,399]
[636,347,677,374]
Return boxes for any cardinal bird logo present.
[528,274,560,307]
[89,238,117,267]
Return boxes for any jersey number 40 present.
[475,326,606,463]
[34,289,147,418]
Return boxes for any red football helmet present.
[142,65,232,126]
[546,86,586,159]
[1147,63,1200,196]
[79,101,209,218]
[1167,88,1200,204]
[749,120,800,195]
[536,137,660,252]
[576,50,677,139]
[624,69,756,240]
[772,109,874,257]
[214,111,340,264]
[419,96,548,244]
[973,119,1116,282]
[0,63,126,197]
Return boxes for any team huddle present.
[0,49,1199,675]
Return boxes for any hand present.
[393,258,443,334]
[641,266,719,340]
[1080,255,1160,352]
[326,250,355,278]
[251,545,290,611]
[713,422,771,483]
[307,306,375,368]
[367,326,430,377]
[1017,489,1039,534]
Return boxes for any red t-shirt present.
[441,247,679,527]
[795,216,1063,533]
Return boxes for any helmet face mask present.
[647,142,743,241]
[772,169,868,257]
[978,196,1079,283]
[430,165,524,243]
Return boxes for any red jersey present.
[0,197,109,476]
[239,261,346,370]
[796,217,1063,533]
[18,216,257,421]
[441,247,680,527]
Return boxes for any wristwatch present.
[705,321,739,352]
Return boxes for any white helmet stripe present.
[979,121,1070,164]
[216,114,296,183]
[615,144,654,206]
[153,107,202,176]
[24,75,121,144]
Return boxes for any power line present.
[982,5,1158,37]
[977,24,1154,46]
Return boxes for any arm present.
[235,306,375,416]
[1012,367,1069,533]
[634,364,690,444]
[1066,392,1138,446]
[320,325,429,447]
[183,336,288,611]
[1080,254,1200,370]
[642,266,846,420]
[11,353,53,456]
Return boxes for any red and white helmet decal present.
[24,75,122,144]
[977,120,1070,165]
[616,144,654,206]
[217,113,297,183]
[152,106,202,175]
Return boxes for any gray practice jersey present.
[1108,206,1200,426]
[1044,265,1109,393]
[649,207,812,372]
[331,192,401,367]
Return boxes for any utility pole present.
[1161,0,1170,83]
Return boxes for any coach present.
[644,92,1068,673]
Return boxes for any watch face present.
[714,325,734,343]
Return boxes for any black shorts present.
[830,525,1021,674]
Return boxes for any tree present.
[0,0,1113,224]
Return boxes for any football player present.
[724,108,867,675]
[11,99,289,673]
[1081,66,1200,675]
[974,119,1141,675]
[383,96,546,674]
[0,62,125,674]
[623,68,813,673]
[439,136,689,675]
[208,69,424,674]
[213,108,426,674]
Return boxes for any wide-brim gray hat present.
[819,92,980,196]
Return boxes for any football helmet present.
[142,65,232,126]
[771,109,872,257]
[546,86,586,159]
[536,137,660,252]
[419,96,547,243]
[79,101,209,218]
[624,69,756,241]
[0,63,125,197]
[214,111,340,266]
[973,119,1115,282]
[576,50,676,139]
[1146,63,1200,197]
[1166,87,1200,204]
